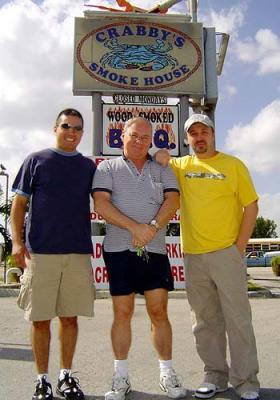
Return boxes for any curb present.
[0,286,279,298]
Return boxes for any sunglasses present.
[58,123,83,132]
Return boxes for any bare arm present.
[151,191,180,230]
[11,194,30,268]
[235,200,258,255]
[93,191,156,246]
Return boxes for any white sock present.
[114,359,128,377]
[59,369,71,381]
[38,373,49,382]
[159,359,173,375]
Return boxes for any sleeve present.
[161,165,180,193]
[92,159,113,194]
[169,156,181,181]
[236,158,259,206]
[11,156,34,197]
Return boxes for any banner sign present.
[102,103,179,155]
[91,236,185,290]
[73,12,205,95]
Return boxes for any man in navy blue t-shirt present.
[11,108,96,400]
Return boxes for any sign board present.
[73,12,205,96]
[102,103,179,155]
[91,236,185,290]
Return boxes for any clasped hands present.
[131,223,157,248]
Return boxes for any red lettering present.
[95,157,106,166]
[171,243,178,258]
[91,212,104,221]
[170,212,180,222]
[171,265,178,281]
[178,265,185,281]
[94,266,109,283]
[103,267,109,282]
[96,243,102,258]
[170,265,185,282]
[95,266,102,283]
[166,243,171,257]
[92,243,102,258]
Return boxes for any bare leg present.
[58,316,78,369]
[145,289,172,360]
[32,320,51,373]
[111,294,135,359]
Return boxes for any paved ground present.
[0,267,280,400]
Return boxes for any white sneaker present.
[240,391,260,400]
[105,374,131,400]
[195,382,228,399]
[159,369,187,399]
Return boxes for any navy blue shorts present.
[102,249,174,296]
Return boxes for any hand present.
[154,149,170,167]
[235,242,245,256]
[12,242,30,269]
[131,224,157,247]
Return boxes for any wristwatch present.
[150,219,160,231]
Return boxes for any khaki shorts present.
[17,253,95,321]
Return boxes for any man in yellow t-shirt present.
[156,114,260,400]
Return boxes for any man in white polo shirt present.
[93,116,186,400]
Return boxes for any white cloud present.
[219,84,237,101]
[0,1,93,166]
[225,99,280,173]
[200,4,246,39]
[234,29,280,75]
[258,193,280,235]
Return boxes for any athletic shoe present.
[194,382,228,399]
[33,376,53,400]
[105,373,131,400]
[159,369,187,399]
[56,372,84,399]
[240,391,260,400]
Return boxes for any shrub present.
[271,256,280,276]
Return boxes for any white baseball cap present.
[184,114,215,132]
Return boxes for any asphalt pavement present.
[0,267,279,400]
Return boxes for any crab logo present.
[100,38,179,72]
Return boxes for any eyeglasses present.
[58,123,83,132]
[128,133,151,143]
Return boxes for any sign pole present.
[92,93,102,156]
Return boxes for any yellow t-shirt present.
[170,152,258,254]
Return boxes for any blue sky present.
[0,0,279,233]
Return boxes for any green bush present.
[271,256,280,276]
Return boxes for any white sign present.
[103,103,179,156]
[73,13,205,96]
[91,236,185,290]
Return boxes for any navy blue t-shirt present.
[12,148,96,254]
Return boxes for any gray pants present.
[184,245,260,395]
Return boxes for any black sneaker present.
[33,376,53,400]
[56,372,84,399]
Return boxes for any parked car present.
[246,250,280,267]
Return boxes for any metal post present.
[92,93,103,156]
[0,166,9,284]
[179,96,189,156]
[188,0,198,22]
[91,93,103,236]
